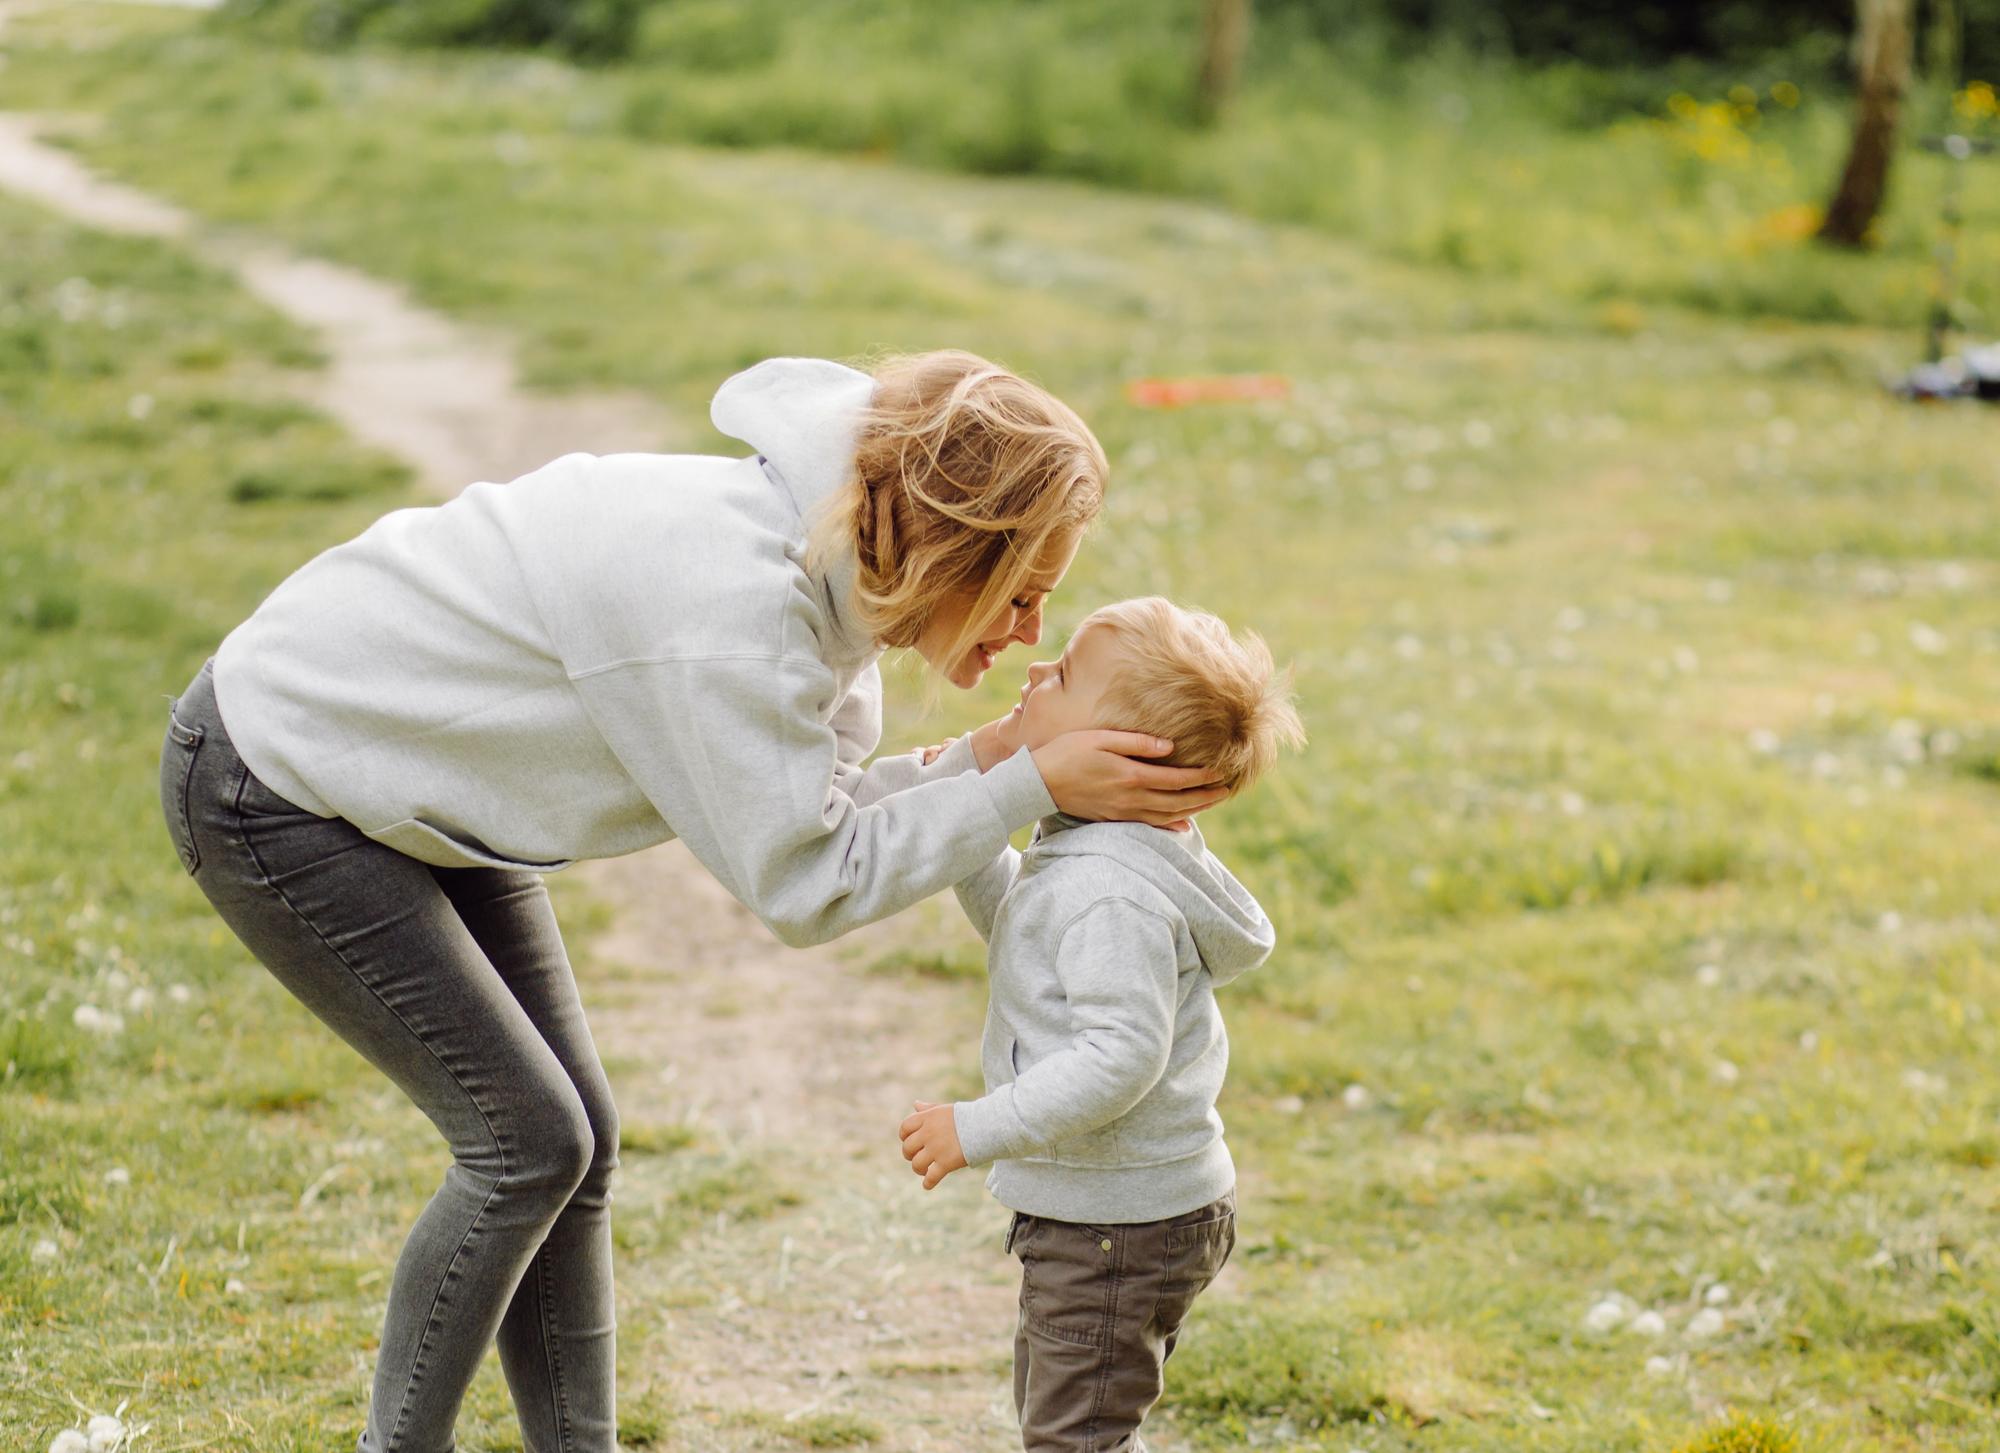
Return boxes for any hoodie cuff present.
[926,733,979,780]
[980,745,1057,833]
[953,1092,1032,1168]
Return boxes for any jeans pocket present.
[160,708,206,875]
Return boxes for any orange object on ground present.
[1125,375,1292,408]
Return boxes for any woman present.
[158,352,1220,1453]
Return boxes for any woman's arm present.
[571,652,1052,948]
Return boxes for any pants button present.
[1099,1238,1112,1252]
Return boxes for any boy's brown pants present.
[1005,1190,1237,1452]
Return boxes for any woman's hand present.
[917,736,958,766]
[1030,730,1227,830]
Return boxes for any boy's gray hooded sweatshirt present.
[951,813,1274,1224]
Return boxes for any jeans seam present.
[1087,1230,1123,1453]
[389,1179,503,1451]
[234,772,514,1449]
[540,1245,571,1450]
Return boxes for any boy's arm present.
[829,670,985,808]
[952,845,1021,943]
[953,899,1179,1166]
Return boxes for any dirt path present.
[0,60,1046,1452]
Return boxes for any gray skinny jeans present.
[159,660,619,1453]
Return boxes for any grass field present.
[215,0,2000,333]
[4,4,1999,1450]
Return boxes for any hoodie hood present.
[1026,816,1274,986]
[710,357,876,521]
[710,356,879,663]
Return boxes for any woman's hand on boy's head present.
[1032,730,1227,830]
[899,1100,968,1190]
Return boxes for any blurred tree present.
[1819,0,1915,245]
[1195,0,1251,123]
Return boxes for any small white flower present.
[1909,622,1948,656]
[1686,1307,1726,1339]
[167,984,194,1005]
[1712,1059,1740,1085]
[1583,1298,1627,1333]
[1704,1283,1731,1306]
[104,1167,130,1188]
[1394,634,1424,661]
[225,1277,247,1295]
[1644,1354,1676,1378]
[1271,1094,1304,1115]
[1877,911,1903,934]
[1557,790,1586,816]
[1810,751,1841,780]
[125,987,154,1014]
[1555,606,1586,633]
[1341,1083,1372,1111]
[31,1238,58,1262]
[1627,1310,1667,1337]
[1799,1030,1820,1052]
[1903,1068,1947,1096]
[74,1004,126,1036]
[1746,728,1780,756]
[1671,645,1699,674]
[50,1432,89,1453]
[86,1415,123,1453]
[1694,963,1723,988]
[126,393,154,421]
[1704,578,1735,603]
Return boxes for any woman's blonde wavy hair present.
[808,350,1107,676]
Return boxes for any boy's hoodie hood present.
[1027,815,1274,986]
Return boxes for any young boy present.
[898,596,1304,1453]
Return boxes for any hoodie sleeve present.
[570,653,1054,948]
[953,898,1179,1166]
[827,671,985,808]
[952,844,1021,943]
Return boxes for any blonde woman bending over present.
[156,353,1219,1453]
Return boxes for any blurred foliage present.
[215,0,2000,84]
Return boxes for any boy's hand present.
[899,1101,969,1190]
[918,736,958,766]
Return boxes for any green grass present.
[5,5,1999,1450]
[212,0,2000,335]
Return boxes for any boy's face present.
[992,621,1123,754]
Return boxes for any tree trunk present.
[1819,0,1915,247]
[1194,0,1251,126]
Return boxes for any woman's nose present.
[1013,604,1043,646]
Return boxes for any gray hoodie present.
[951,812,1274,1224]
[211,358,1052,946]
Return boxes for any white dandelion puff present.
[1686,1307,1726,1339]
[1583,1298,1627,1334]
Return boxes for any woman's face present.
[917,531,1081,689]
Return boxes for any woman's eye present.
[1011,597,1033,611]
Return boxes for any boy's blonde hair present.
[1081,597,1305,796]
[810,350,1107,672]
